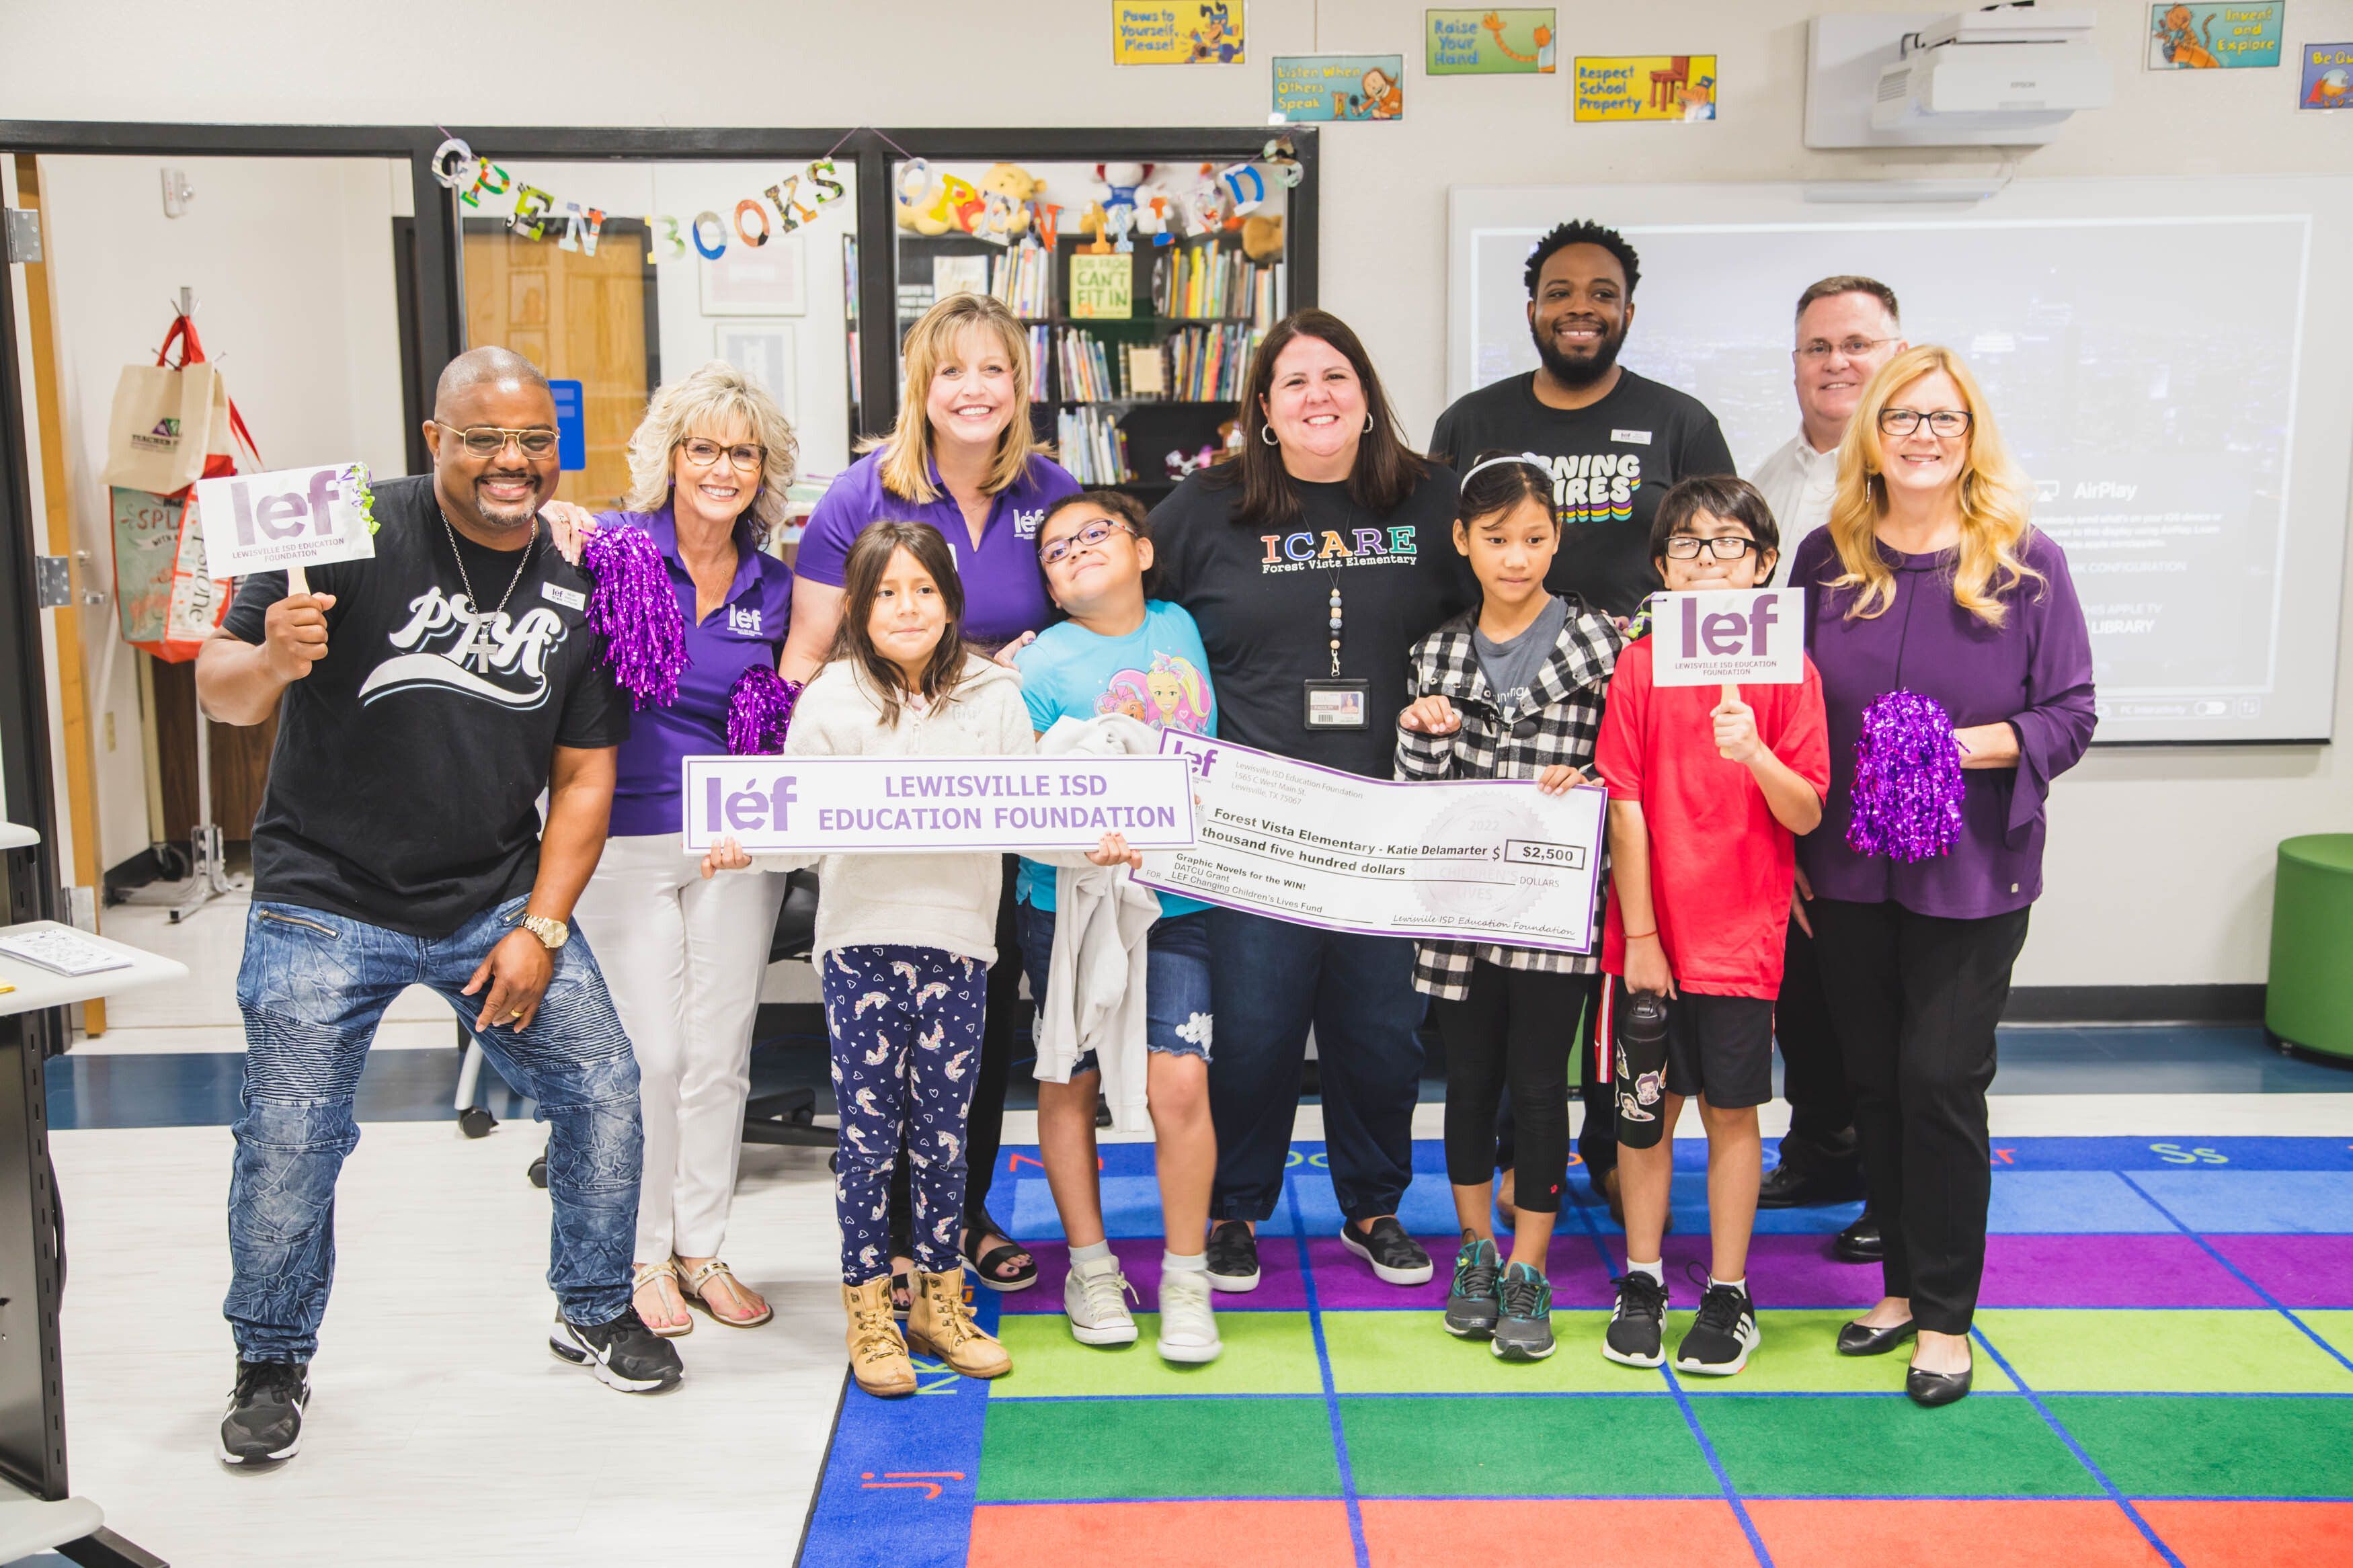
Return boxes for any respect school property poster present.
[1113,1,1244,64]
[1573,54,1718,121]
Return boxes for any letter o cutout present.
[733,198,771,248]
[690,210,728,260]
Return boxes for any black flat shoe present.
[1757,1161,1866,1210]
[1836,1317,1917,1356]
[1833,1210,1883,1264]
[1906,1363,1972,1407]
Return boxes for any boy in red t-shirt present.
[1594,476,1829,1377]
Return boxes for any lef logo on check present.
[704,774,797,833]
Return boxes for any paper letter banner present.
[191,464,378,578]
[1573,54,1718,121]
[1113,1,1246,65]
[2302,42,2353,107]
[1427,9,1555,75]
[2147,3,2282,70]
[1273,54,1406,122]
[1648,588,1806,688]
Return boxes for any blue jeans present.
[1205,908,1423,1225]
[1016,901,1215,1075]
[226,896,641,1361]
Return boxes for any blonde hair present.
[873,293,1039,504]
[624,360,799,547]
[1825,344,2042,626]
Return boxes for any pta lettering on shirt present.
[358,586,571,707]
[1649,587,1806,687]
[1256,526,1421,569]
[727,604,763,636]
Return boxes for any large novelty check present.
[1135,732,1606,953]
[679,755,1198,853]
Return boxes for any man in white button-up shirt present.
[1753,278,1906,1255]
[1753,278,1908,587]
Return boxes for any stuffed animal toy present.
[977,162,1042,236]
[1187,163,1232,237]
[1165,442,1220,480]
[900,162,985,237]
[1241,212,1283,262]
[1077,201,1115,255]
[1131,171,1182,246]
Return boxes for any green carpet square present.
[2050,1395,2353,1499]
[979,1397,1340,1501]
[1323,1311,1648,1393]
[1695,1393,2100,1497]
[1678,1311,2017,1395]
[1976,1309,2353,1393]
[990,1311,1322,1397]
[1341,1395,1715,1497]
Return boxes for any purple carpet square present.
[1978,1233,2263,1307]
[2205,1234,2353,1308]
[1579,1230,1882,1309]
[1003,1236,1316,1313]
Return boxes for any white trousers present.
[573,831,787,1262]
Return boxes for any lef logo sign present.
[192,464,380,577]
[1650,587,1806,686]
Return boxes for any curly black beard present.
[1531,318,1627,390]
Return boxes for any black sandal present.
[961,1216,1039,1294]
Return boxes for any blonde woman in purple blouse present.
[1788,345,2095,1407]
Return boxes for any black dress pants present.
[1810,897,2030,1335]
[1776,914,1860,1174]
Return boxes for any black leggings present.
[1432,962,1591,1216]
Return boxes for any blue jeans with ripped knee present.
[225,895,641,1362]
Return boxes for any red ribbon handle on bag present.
[155,313,263,470]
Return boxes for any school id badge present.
[1303,678,1369,729]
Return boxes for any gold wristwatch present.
[518,913,569,951]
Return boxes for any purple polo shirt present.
[796,448,1078,647]
[603,503,795,838]
[1792,528,2096,919]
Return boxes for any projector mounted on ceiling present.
[1808,4,2114,149]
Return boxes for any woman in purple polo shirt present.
[563,362,799,1337]
[784,292,1078,1297]
[1789,345,2095,1407]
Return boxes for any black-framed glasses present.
[1794,336,1896,362]
[1663,535,1759,561]
[1039,518,1133,567]
[679,438,764,470]
[436,421,558,458]
[1878,407,1972,438]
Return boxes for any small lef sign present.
[193,464,376,583]
[1649,587,1806,686]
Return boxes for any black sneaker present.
[1443,1234,1502,1337]
[550,1307,684,1393]
[1675,1278,1759,1376]
[1340,1217,1434,1286]
[218,1359,308,1465]
[1603,1270,1669,1368]
[1205,1219,1261,1294]
[1491,1262,1556,1361]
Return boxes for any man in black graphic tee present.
[1429,220,1736,620]
[196,347,678,1468]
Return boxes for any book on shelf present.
[1152,245,1283,329]
[1055,405,1132,485]
[1027,325,1051,402]
[1160,323,1259,404]
[991,243,1053,319]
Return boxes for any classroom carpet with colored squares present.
[794,1136,2353,1568]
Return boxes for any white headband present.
[1460,451,1552,485]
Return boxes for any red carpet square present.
[1746,1499,2169,1567]
[968,1500,1356,1567]
[2135,1500,2353,1567]
[1359,1499,1754,1567]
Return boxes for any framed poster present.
[701,231,807,316]
[715,321,797,418]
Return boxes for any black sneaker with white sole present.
[1340,1216,1434,1286]
[1674,1281,1760,1376]
[1603,1271,1670,1368]
[1206,1219,1262,1294]
[218,1358,308,1466]
[550,1307,684,1393]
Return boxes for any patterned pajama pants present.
[822,943,987,1285]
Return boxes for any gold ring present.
[504,1010,525,1022]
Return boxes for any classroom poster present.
[2147,3,2283,69]
[1113,1,1244,65]
[1573,54,1718,121]
[2299,42,2353,107]
[1273,54,1406,121]
[1426,9,1555,75]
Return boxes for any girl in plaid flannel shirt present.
[1396,451,1624,1360]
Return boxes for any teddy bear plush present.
[1241,212,1284,262]
[978,162,1042,235]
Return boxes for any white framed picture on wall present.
[701,232,807,315]
[715,321,797,419]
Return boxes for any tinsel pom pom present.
[580,525,688,710]
[727,665,803,755]
[1846,689,1965,863]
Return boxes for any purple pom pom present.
[727,665,802,755]
[1847,689,1964,863]
[580,525,688,710]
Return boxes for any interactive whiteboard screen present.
[1448,179,2353,744]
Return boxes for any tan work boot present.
[905,1269,1012,1379]
[842,1278,917,1397]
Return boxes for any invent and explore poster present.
[2146,3,2283,69]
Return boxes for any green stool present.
[2266,833,2353,1061]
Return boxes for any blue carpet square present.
[2126,1169,2353,1234]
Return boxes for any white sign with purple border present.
[1135,731,1607,954]
[1649,587,1806,687]
[679,755,1198,854]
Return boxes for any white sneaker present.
[1156,1266,1224,1364]
[1064,1253,1138,1346]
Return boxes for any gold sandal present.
[632,1260,693,1339]
[677,1259,773,1328]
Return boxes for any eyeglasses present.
[435,421,559,458]
[1794,337,1897,363]
[1038,518,1133,567]
[1878,407,1973,438]
[679,438,765,470]
[1663,535,1759,561]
